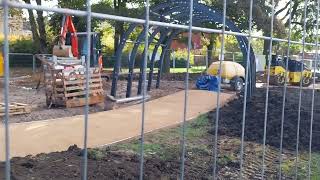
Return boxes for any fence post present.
[172,51,175,70]
[232,52,235,62]
[32,55,36,74]
[205,50,209,70]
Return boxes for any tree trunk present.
[263,31,271,55]
[163,48,171,73]
[207,38,215,64]
[263,31,271,63]
[113,0,125,55]
[23,0,40,52]
[35,0,48,53]
[114,22,124,54]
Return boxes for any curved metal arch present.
[156,1,256,95]
[117,7,210,97]
[111,3,199,96]
[135,14,211,95]
[156,30,182,89]
[147,29,172,91]
[126,27,170,97]
[147,18,253,90]
[112,0,256,97]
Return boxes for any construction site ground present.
[0,68,201,123]
[1,68,320,179]
[1,87,319,179]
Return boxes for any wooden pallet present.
[39,55,105,108]
[46,70,104,108]
[0,102,31,116]
[62,73,104,108]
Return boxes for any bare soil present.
[0,68,189,123]
[2,86,317,179]
[214,87,320,152]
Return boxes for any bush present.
[0,37,36,67]
[9,38,37,54]
[102,54,161,69]
[171,58,187,68]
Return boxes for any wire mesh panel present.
[1,0,320,179]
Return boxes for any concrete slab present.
[0,90,235,160]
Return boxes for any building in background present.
[0,9,32,36]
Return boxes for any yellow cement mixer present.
[207,61,245,91]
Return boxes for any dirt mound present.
[209,87,320,151]
[0,145,211,180]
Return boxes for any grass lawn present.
[282,152,320,179]
[109,114,211,161]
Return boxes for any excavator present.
[267,55,312,87]
[53,15,103,69]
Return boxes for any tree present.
[22,0,48,53]
[35,0,48,53]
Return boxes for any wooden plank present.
[0,102,31,116]
[0,103,28,108]
[66,95,104,108]
[65,89,104,98]
[13,102,28,106]
[64,78,102,85]
[65,84,102,91]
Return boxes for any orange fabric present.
[98,55,103,70]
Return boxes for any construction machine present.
[267,55,312,87]
[53,15,103,69]
[53,15,79,58]
[207,61,245,91]
[268,55,288,85]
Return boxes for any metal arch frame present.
[127,8,227,95]
[111,2,189,96]
[147,29,171,91]
[111,3,204,96]
[124,9,211,97]
[156,30,182,89]
[136,29,171,95]
[135,14,215,96]
[126,27,169,97]
[112,0,256,97]
[126,6,210,97]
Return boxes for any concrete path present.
[0,90,235,160]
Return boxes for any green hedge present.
[102,56,187,69]
[171,58,187,68]
[9,38,37,54]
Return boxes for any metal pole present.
[180,0,193,179]
[261,0,275,178]
[239,0,253,178]
[279,0,293,178]
[32,55,36,74]
[139,0,150,178]
[205,50,209,70]
[308,1,320,178]
[82,0,91,179]
[213,0,227,178]
[3,0,11,179]
[294,0,308,179]
[173,51,176,71]
[232,52,235,62]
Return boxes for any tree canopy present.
[16,0,318,56]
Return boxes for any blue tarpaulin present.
[196,75,220,92]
